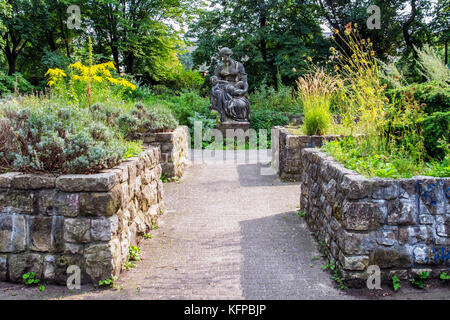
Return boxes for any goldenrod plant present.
[45,37,136,107]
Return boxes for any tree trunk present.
[111,44,120,70]
[124,52,134,74]
[59,15,71,58]
[445,39,448,66]
[403,0,417,54]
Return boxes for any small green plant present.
[409,271,430,289]
[144,233,152,239]
[392,276,401,292]
[123,260,136,270]
[128,245,141,261]
[322,259,346,290]
[152,223,159,230]
[297,210,307,219]
[440,272,450,280]
[22,272,40,286]
[98,276,119,288]
[160,173,168,183]
[39,285,46,292]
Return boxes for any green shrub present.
[323,136,449,178]
[0,102,126,174]
[421,111,450,160]
[387,82,450,115]
[0,72,34,96]
[296,68,336,136]
[250,109,290,131]
[250,84,300,114]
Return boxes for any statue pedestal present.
[216,121,251,138]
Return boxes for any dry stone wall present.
[271,126,341,181]
[0,147,164,284]
[299,148,450,286]
[143,126,190,178]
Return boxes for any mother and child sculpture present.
[210,47,251,124]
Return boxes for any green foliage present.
[323,137,448,178]
[297,210,306,219]
[409,271,430,289]
[118,103,178,138]
[189,0,329,89]
[123,260,136,271]
[0,72,33,96]
[392,276,401,292]
[128,246,141,262]
[249,84,299,134]
[296,68,337,136]
[387,81,450,115]
[440,272,450,280]
[0,100,127,174]
[98,276,119,288]
[415,44,450,84]
[39,285,45,292]
[144,233,152,240]
[22,272,40,286]
[421,112,450,160]
[124,141,144,160]
[322,259,346,290]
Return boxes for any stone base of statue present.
[215,120,250,138]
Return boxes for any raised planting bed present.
[143,126,190,179]
[299,148,449,287]
[0,147,164,285]
[271,126,342,181]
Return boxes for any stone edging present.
[0,147,164,284]
[271,126,342,181]
[143,126,190,178]
[299,148,449,287]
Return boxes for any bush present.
[250,83,299,114]
[296,68,336,135]
[250,109,290,131]
[0,101,126,174]
[0,72,34,97]
[421,111,450,160]
[387,81,450,115]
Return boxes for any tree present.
[189,0,328,89]
[317,0,407,60]
[1,0,39,75]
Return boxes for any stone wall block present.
[56,172,119,192]
[79,185,122,217]
[341,175,370,200]
[29,216,64,252]
[91,216,119,242]
[369,247,412,268]
[341,200,386,231]
[11,174,56,190]
[84,243,114,282]
[0,214,26,253]
[386,198,417,226]
[435,215,450,237]
[0,173,21,188]
[371,179,399,200]
[0,255,7,280]
[0,190,36,214]
[38,190,80,217]
[64,218,91,243]
[338,252,369,271]
[8,253,43,282]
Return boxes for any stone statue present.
[210,48,250,123]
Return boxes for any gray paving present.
[0,156,448,300]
